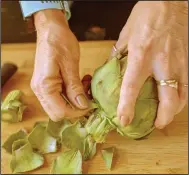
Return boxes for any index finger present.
[117,46,150,126]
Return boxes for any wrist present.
[34,9,69,31]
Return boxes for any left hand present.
[111,1,188,129]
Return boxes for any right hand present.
[31,10,90,122]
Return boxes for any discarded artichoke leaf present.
[1,90,23,109]
[47,118,71,139]
[1,90,27,123]
[50,149,82,174]
[61,120,97,160]
[10,139,44,173]
[61,121,87,152]
[1,109,18,123]
[28,124,57,154]
[2,129,27,154]
[10,100,23,107]
[1,102,25,123]
[16,105,27,122]
[101,147,115,170]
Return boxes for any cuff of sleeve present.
[19,1,71,20]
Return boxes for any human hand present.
[112,1,188,129]
[31,10,90,121]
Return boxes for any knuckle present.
[67,79,84,93]
[128,45,146,62]
[158,51,169,64]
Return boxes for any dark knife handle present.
[1,63,18,88]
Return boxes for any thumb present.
[59,58,89,110]
[66,76,89,110]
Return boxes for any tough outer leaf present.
[28,124,57,154]
[50,149,82,174]
[2,129,27,154]
[61,121,97,160]
[1,90,23,109]
[61,121,87,153]
[47,118,71,139]
[101,147,115,170]
[17,105,27,122]
[10,139,44,173]
[1,90,27,123]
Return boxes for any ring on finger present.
[156,79,178,90]
[112,45,127,59]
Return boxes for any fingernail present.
[120,116,130,126]
[76,94,89,108]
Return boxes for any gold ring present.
[112,45,128,60]
[156,79,178,89]
[113,45,118,52]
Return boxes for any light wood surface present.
[1,41,188,174]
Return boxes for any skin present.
[31,1,188,129]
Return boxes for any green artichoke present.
[85,55,159,141]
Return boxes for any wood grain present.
[1,41,188,174]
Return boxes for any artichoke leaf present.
[28,124,57,154]
[47,118,71,139]
[62,121,96,160]
[113,99,158,139]
[101,147,115,170]
[10,139,44,173]
[50,149,82,174]
[2,129,27,154]
[61,121,87,152]
[1,90,27,123]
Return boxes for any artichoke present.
[85,55,159,141]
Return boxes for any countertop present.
[1,41,188,174]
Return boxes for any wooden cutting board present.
[1,41,188,174]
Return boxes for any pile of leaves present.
[2,90,114,174]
